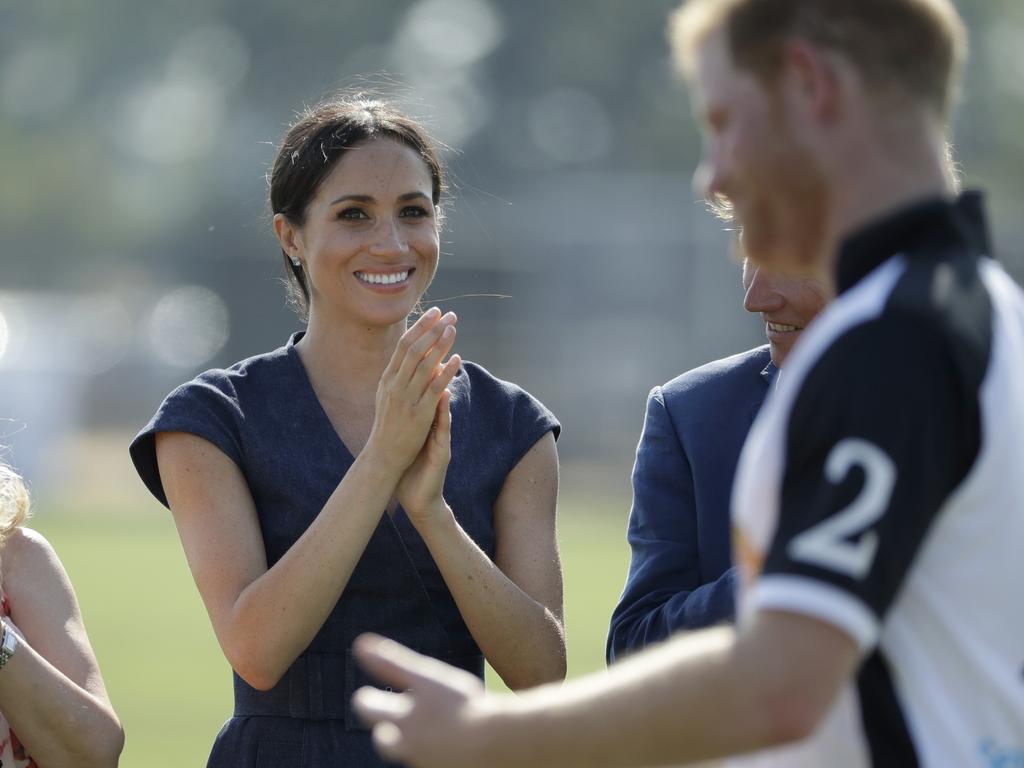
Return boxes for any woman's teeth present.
[356,270,409,285]
[768,322,800,333]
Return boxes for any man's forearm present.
[494,626,775,768]
[354,611,856,768]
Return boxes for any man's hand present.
[352,633,501,768]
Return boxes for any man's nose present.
[743,267,785,314]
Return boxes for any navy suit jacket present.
[607,345,774,662]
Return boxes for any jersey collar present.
[835,190,990,296]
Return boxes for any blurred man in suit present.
[607,260,827,659]
[608,187,984,660]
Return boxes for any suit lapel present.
[749,359,777,424]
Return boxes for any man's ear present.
[778,38,845,123]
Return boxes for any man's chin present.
[769,339,793,368]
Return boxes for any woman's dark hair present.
[269,95,447,319]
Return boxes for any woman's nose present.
[368,219,408,258]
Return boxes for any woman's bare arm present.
[0,527,124,768]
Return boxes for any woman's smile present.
[354,268,415,292]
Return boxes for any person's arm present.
[0,528,123,768]
[157,309,461,691]
[608,387,735,662]
[355,314,978,767]
[394,379,565,690]
[353,607,858,768]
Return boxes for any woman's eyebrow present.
[329,191,430,206]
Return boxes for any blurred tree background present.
[2,0,1021,482]
[0,1,1021,764]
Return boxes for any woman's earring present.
[290,257,302,268]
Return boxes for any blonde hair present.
[670,0,742,75]
[670,0,967,119]
[0,461,30,548]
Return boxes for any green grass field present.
[33,496,631,767]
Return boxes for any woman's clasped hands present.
[366,307,461,528]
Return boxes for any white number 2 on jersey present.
[788,438,897,580]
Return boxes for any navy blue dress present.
[130,333,559,768]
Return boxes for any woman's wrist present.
[355,438,407,487]
[0,619,19,670]
[407,500,455,539]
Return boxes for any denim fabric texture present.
[131,333,559,767]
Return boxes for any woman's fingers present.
[395,311,457,386]
[371,311,458,468]
[431,389,452,448]
[436,389,451,433]
[384,307,443,379]
[410,323,457,398]
[427,355,461,403]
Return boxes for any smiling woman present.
[129,94,566,768]
[269,99,446,325]
[275,138,439,330]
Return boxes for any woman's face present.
[280,137,440,329]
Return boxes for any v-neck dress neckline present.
[285,331,405,521]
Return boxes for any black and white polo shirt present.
[730,193,1024,767]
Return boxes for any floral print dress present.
[0,594,36,768]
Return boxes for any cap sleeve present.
[129,372,245,508]
[508,385,560,469]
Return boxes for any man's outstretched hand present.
[353,633,508,768]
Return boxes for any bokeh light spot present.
[529,87,613,165]
[400,0,504,68]
[146,286,230,369]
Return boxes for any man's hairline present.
[673,2,960,123]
